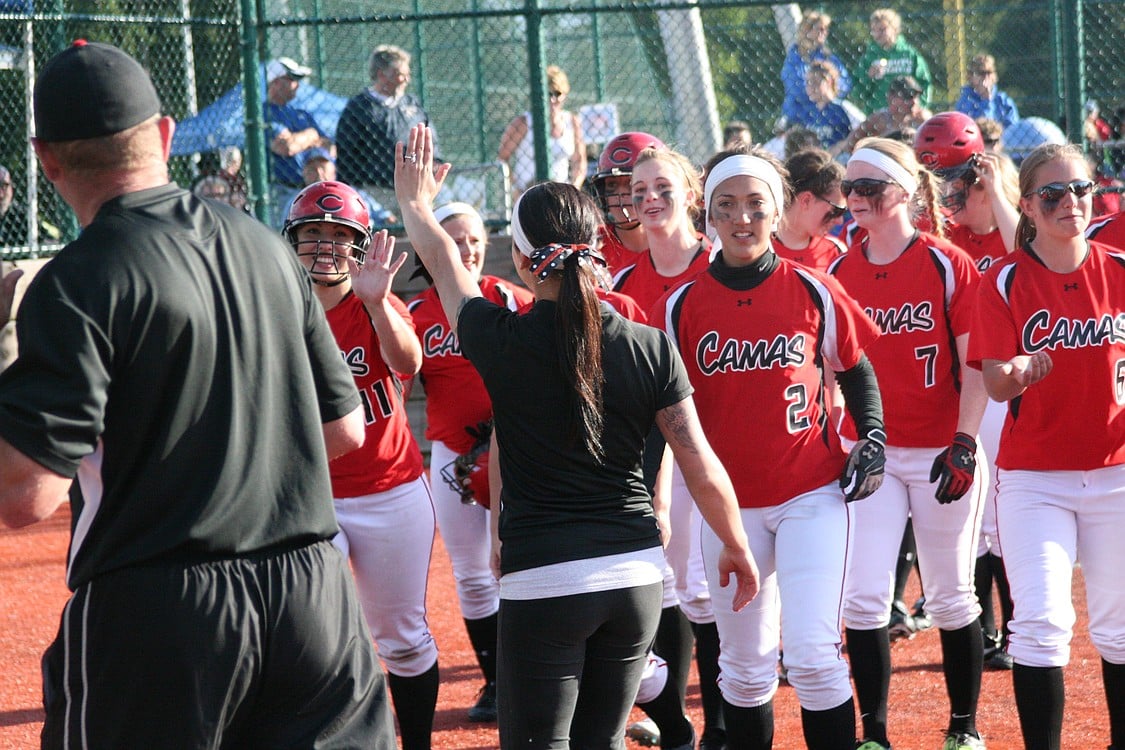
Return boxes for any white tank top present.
[512,111,575,191]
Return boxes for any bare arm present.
[981,353,1053,402]
[323,405,365,460]
[395,125,483,334]
[1,265,24,328]
[0,437,71,529]
[652,445,673,547]
[569,113,586,188]
[496,115,528,163]
[349,232,422,376]
[656,397,759,611]
[954,333,989,436]
[976,153,1019,252]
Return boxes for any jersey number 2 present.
[785,384,812,434]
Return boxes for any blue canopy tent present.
[171,68,348,156]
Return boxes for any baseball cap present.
[888,76,923,98]
[266,56,312,82]
[34,40,161,143]
[300,147,334,167]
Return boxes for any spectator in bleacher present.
[337,45,439,215]
[798,61,854,153]
[784,126,821,159]
[955,54,1020,129]
[976,117,1005,154]
[780,10,852,125]
[0,165,60,247]
[834,76,932,158]
[497,65,586,201]
[723,120,753,150]
[264,56,333,226]
[281,148,396,229]
[852,8,933,115]
[1083,99,1113,149]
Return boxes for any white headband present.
[704,155,785,235]
[510,192,535,257]
[849,148,919,195]
[434,201,482,226]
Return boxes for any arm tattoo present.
[659,401,700,456]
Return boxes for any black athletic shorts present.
[41,539,395,749]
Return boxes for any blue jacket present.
[954,85,1020,129]
[781,44,853,123]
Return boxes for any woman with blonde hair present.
[497,65,586,200]
[781,10,852,125]
[613,147,710,311]
[828,137,989,750]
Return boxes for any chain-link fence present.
[1,0,1122,261]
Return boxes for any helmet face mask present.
[592,132,666,229]
[284,181,372,287]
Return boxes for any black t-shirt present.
[0,184,359,590]
[458,297,693,574]
[337,92,433,188]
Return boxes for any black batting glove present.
[930,432,977,504]
[841,428,886,502]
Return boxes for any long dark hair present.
[518,182,607,461]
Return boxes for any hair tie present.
[528,243,597,282]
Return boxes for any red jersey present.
[326,292,424,497]
[1087,211,1125,250]
[408,276,532,454]
[828,232,981,447]
[947,223,1010,273]
[598,224,643,275]
[771,233,847,272]
[653,258,879,508]
[612,238,712,312]
[967,242,1125,470]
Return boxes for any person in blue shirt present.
[781,10,852,125]
[955,54,1020,130]
[264,56,333,226]
[799,61,854,152]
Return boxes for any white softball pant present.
[843,443,985,631]
[703,483,854,712]
[333,474,439,677]
[667,461,715,623]
[429,440,500,621]
[997,465,1125,667]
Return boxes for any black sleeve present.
[835,353,885,442]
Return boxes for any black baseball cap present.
[34,40,161,143]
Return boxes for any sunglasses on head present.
[814,194,847,219]
[841,178,896,198]
[1025,179,1096,202]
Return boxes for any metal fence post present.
[241,0,269,224]
[525,0,550,185]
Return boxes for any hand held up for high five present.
[394,125,451,210]
[347,230,407,305]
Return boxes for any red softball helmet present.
[592,132,666,227]
[283,180,371,286]
[914,112,985,174]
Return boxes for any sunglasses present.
[548,91,564,100]
[1024,179,1096,202]
[814,194,847,219]
[841,178,896,198]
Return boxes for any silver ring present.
[404,152,418,163]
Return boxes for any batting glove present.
[930,432,977,504]
[841,428,886,502]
